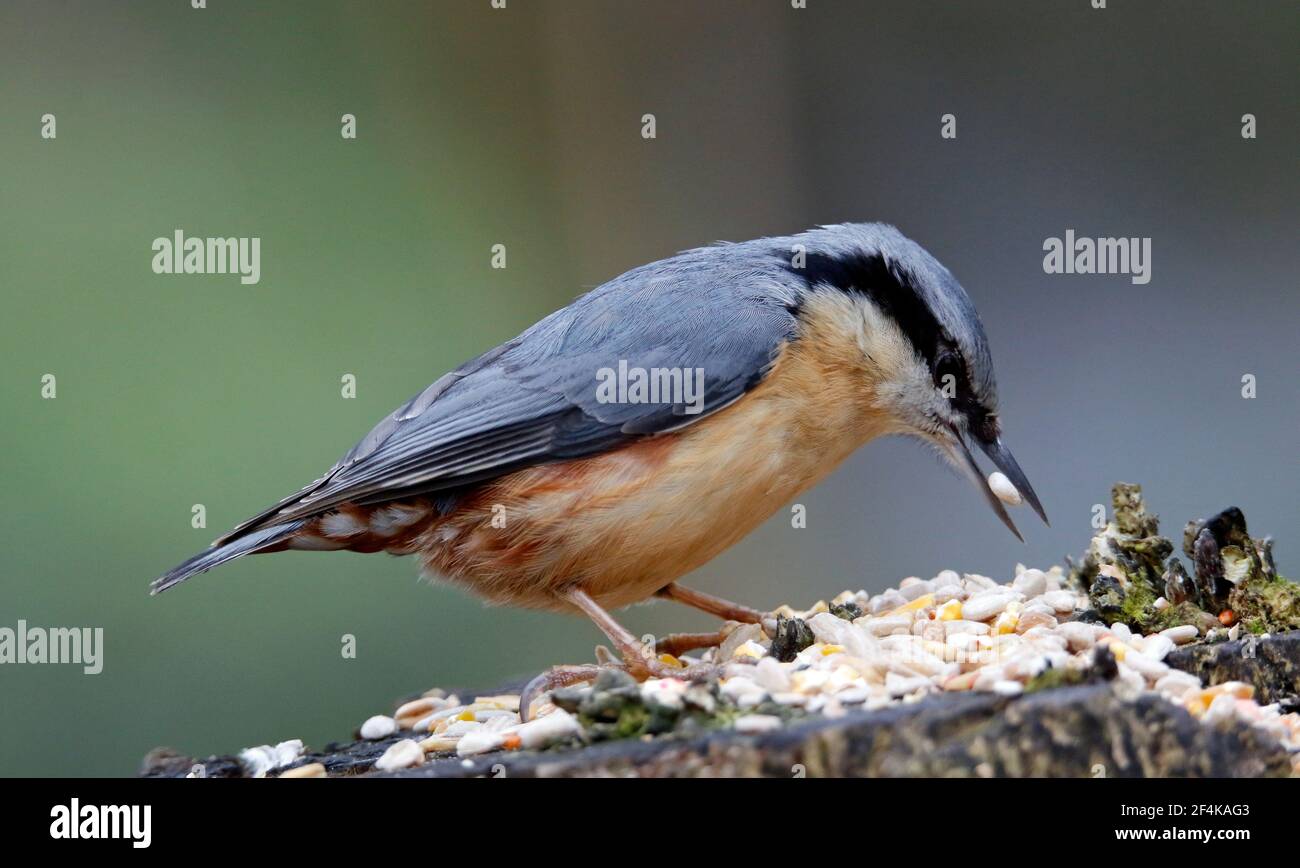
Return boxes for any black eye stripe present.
[787,250,948,371]
[934,351,964,388]
[782,244,999,427]
[786,249,990,424]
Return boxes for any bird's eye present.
[934,352,963,399]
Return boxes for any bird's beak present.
[944,423,1049,542]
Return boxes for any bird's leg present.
[655,581,764,624]
[518,664,605,722]
[565,587,680,680]
[646,583,773,656]
[653,630,733,656]
[519,587,721,721]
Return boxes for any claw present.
[520,587,727,722]
[519,664,603,723]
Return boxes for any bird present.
[152,222,1046,715]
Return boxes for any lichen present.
[1117,581,1157,628]
[769,615,815,662]
[1072,483,1172,630]
[552,667,793,743]
[1113,482,1160,538]
[1024,666,1087,693]
[1229,575,1300,636]
[1024,646,1118,693]
[1151,601,1215,633]
[1070,484,1296,637]
[830,601,863,621]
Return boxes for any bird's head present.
[784,223,1048,539]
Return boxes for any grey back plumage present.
[216,223,992,544]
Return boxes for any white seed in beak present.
[988,471,1023,506]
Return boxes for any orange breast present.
[408,322,895,613]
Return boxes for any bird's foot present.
[624,648,719,683]
[518,664,605,721]
[519,652,722,722]
[652,622,744,657]
[519,586,734,720]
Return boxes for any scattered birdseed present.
[324,519,1299,776]
[277,762,326,779]
[734,714,783,734]
[359,715,397,740]
[1160,624,1199,645]
[394,695,459,730]
[455,727,506,757]
[417,734,460,753]
[987,472,1023,506]
[659,561,1296,763]
[238,739,304,778]
[513,708,582,749]
[374,738,425,772]
[473,695,521,712]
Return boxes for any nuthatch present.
[153,223,1047,710]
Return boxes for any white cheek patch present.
[370,504,430,537]
[849,295,958,431]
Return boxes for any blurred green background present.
[1,0,1295,776]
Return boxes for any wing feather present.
[217,244,800,544]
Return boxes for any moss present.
[1088,574,1126,622]
[1117,582,1157,629]
[612,704,649,738]
[1024,667,1087,693]
[1072,486,1290,642]
[579,702,663,741]
[579,697,798,743]
[568,669,790,743]
[1151,601,1213,633]
[1092,576,1203,634]
[1025,646,1117,693]
[1230,575,1300,635]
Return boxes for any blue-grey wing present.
[218,247,800,542]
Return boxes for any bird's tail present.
[150,519,308,595]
